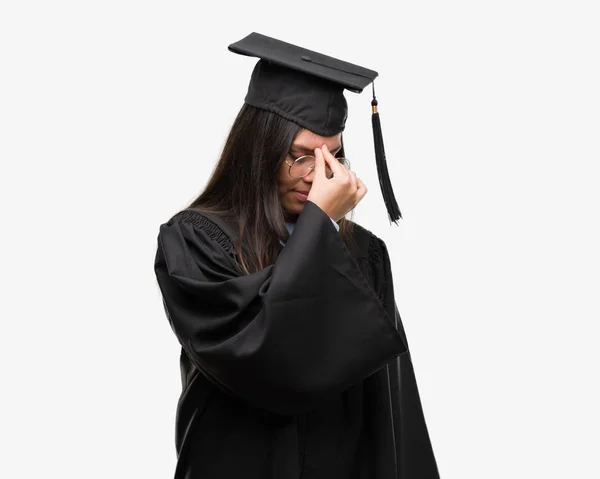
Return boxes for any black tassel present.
[371,84,402,224]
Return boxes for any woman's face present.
[277,129,342,219]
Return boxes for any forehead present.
[292,129,342,151]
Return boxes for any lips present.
[294,190,309,202]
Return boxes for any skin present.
[277,129,342,223]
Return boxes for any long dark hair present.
[187,103,356,275]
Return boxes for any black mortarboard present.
[228,32,402,224]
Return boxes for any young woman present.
[154,33,439,479]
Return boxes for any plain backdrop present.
[1,1,599,478]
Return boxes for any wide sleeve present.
[154,201,408,416]
[373,236,441,477]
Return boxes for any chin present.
[282,202,304,216]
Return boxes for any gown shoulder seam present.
[172,210,236,256]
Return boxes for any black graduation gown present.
[154,200,440,479]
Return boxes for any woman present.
[154,33,439,478]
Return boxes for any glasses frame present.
[285,154,351,179]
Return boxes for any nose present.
[302,166,316,183]
[304,165,333,182]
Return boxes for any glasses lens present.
[289,155,350,178]
[290,155,314,178]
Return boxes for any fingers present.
[314,147,326,178]
[356,176,368,201]
[315,144,367,205]
[320,144,348,178]
[348,170,358,190]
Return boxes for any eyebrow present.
[291,143,342,154]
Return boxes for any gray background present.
[1,0,599,477]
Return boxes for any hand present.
[306,144,368,222]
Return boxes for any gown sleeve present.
[154,200,408,415]
[372,235,441,477]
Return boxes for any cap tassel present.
[371,84,402,223]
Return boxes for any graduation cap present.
[228,32,402,224]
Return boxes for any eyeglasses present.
[285,154,351,179]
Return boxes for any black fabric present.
[154,201,440,478]
[228,32,377,93]
[228,32,378,136]
[244,60,348,137]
